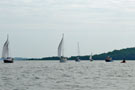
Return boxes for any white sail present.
[77,42,80,56]
[2,36,9,59]
[58,34,64,57]
[89,53,93,60]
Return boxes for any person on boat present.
[121,58,126,63]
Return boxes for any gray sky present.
[0,0,135,58]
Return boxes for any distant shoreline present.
[6,47,135,61]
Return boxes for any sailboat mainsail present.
[58,34,64,57]
[58,34,67,62]
[2,36,9,59]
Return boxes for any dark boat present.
[105,56,113,62]
[90,59,93,62]
[75,56,80,62]
[121,58,126,63]
[3,57,14,63]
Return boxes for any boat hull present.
[75,57,80,62]
[90,59,93,62]
[4,60,13,63]
[75,60,80,62]
[105,60,113,62]
[3,58,14,63]
[75,58,80,62]
[60,57,67,63]
[121,60,126,63]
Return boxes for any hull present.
[121,62,126,63]
[75,56,80,62]
[121,60,126,63]
[105,56,113,62]
[105,60,113,62]
[4,59,13,63]
[90,59,93,62]
[60,57,67,63]
[3,58,14,63]
[75,58,80,62]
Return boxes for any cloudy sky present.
[0,0,135,58]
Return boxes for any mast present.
[7,35,9,57]
[62,33,64,57]
[77,42,80,56]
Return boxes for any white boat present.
[58,34,67,63]
[75,42,80,62]
[2,35,13,63]
[89,53,93,61]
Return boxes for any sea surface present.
[0,60,135,90]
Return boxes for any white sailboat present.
[2,35,13,63]
[75,42,80,62]
[89,53,93,61]
[58,34,67,62]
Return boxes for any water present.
[0,61,135,90]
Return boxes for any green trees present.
[69,47,135,60]
[88,47,135,60]
[28,47,135,60]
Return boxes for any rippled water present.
[0,61,135,90]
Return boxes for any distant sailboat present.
[121,58,126,63]
[58,34,67,63]
[2,35,13,63]
[75,42,80,62]
[89,53,93,61]
[105,56,113,62]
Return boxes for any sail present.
[58,34,64,57]
[77,42,80,56]
[2,36,9,59]
[89,53,92,60]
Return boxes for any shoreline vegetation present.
[13,47,135,60]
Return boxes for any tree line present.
[28,47,135,60]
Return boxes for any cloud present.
[0,0,135,29]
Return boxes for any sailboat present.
[58,34,67,63]
[89,53,93,61]
[105,56,113,62]
[2,35,14,63]
[121,58,126,63]
[75,42,80,62]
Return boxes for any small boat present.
[75,42,80,62]
[2,35,14,63]
[75,56,80,62]
[105,56,113,62]
[89,53,93,62]
[3,57,14,63]
[60,56,67,63]
[121,58,126,63]
[58,34,67,63]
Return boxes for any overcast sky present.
[0,0,135,58]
